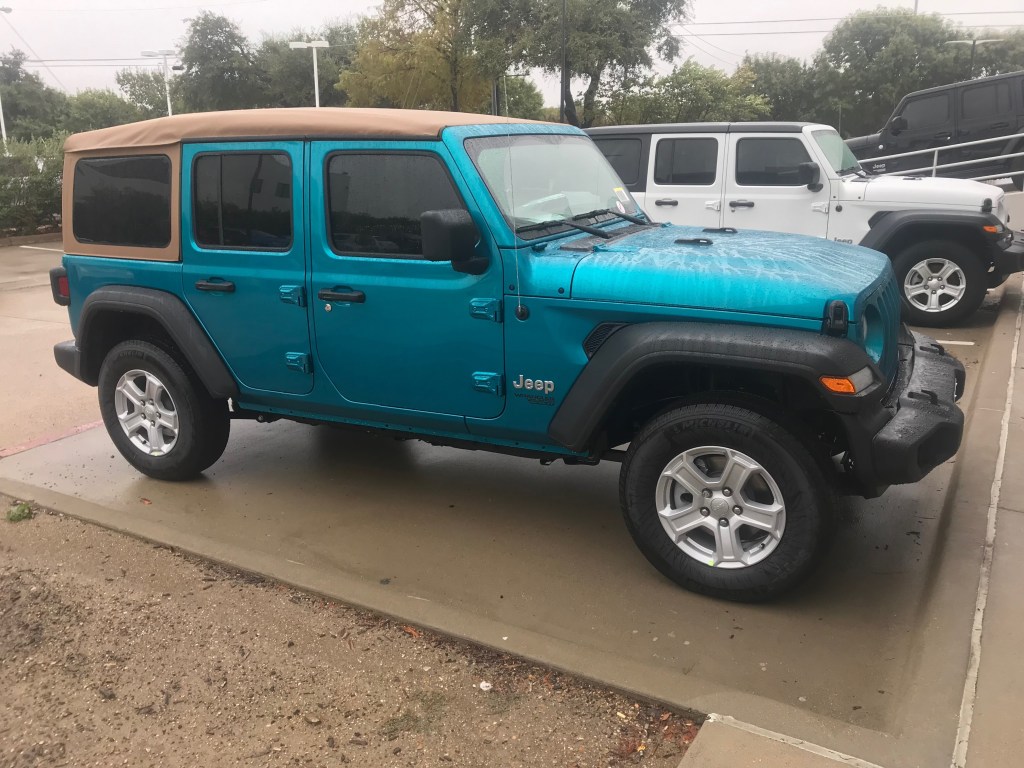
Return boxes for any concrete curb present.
[0,232,61,248]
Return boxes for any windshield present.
[811,129,863,175]
[464,134,640,239]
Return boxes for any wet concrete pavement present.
[1,241,1019,767]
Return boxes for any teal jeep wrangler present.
[51,108,965,601]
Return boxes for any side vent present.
[583,323,628,358]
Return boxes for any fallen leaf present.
[401,625,421,639]
[140,498,152,505]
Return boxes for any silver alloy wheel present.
[903,257,967,313]
[113,369,179,456]
[655,446,786,569]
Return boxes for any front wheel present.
[98,340,230,480]
[619,404,834,602]
[892,241,986,327]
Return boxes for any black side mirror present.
[797,161,823,191]
[420,209,487,275]
[889,116,908,135]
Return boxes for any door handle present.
[654,198,679,206]
[195,279,235,293]
[934,132,952,140]
[990,122,1010,130]
[318,287,365,303]
[729,200,755,209]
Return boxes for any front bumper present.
[842,329,965,495]
[992,232,1024,278]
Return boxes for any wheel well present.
[599,363,847,469]
[877,224,989,266]
[80,311,187,386]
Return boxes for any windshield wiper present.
[515,218,613,238]
[572,208,649,226]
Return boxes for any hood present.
[848,174,1002,207]
[569,225,889,320]
[845,132,882,154]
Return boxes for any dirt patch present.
[0,498,701,767]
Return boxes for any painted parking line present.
[941,340,977,346]
[706,715,888,768]
[950,286,1024,768]
[18,245,64,253]
[0,420,103,459]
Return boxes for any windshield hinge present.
[472,372,504,396]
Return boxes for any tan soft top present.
[64,108,548,153]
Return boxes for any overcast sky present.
[2,0,1022,106]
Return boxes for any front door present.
[181,142,312,395]
[723,134,830,238]
[309,143,505,420]
[644,134,725,228]
[888,91,956,173]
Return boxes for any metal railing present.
[858,133,1024,184]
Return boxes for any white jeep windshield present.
[465,134,640,239]
[811,129,863,176]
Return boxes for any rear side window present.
[900,93,951,130]
[961,81,1012,118]
[654,138,718,185]
[193,153,293,250]
[593,138,642,185]
[73,155,171,248]
[735,138,811,186]
[326,153,463,258]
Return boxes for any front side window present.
[593,138,642,186]
[900,93,951,130]
[465,133,639,240]
[327,153,464,257]
[735,138,812,186]
[653,138,718,185]
[73,155,171,248]
[193,153,293,250]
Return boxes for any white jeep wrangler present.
[588,122,1023,326]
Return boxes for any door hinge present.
[472,372,504,396]
[811,202,830,214]
[279,285,306,307]
[285,352,312,374]
[469,298,502,323]
[704,200,722,211]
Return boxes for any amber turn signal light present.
[820,376,857,394]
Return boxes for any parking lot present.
[1,221,1022,766]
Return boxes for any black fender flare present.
[547,322,878,453]
[76,285,239,399]
[859,209,999,255]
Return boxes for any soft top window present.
[73,155,171,248]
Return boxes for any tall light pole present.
[0,6,12,151]
[288,40,329,108]
[142,49,177,116]
[945,39,1004,79]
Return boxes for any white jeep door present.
[723,133,831,237]
[644,133,725,228]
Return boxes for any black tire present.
[892,240,987,327]
[619,403,835,602]
[98,340,230,481]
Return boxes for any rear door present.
[956,79,1016,177]
[722,133,830,237]
[181,142,312,395]
[644,134,724,227]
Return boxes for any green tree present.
[116,69,181,119]
[816,8,962,137]
[526,0,690,127]
[339,0,491,111]
[0,135,64,235]
[176,12,265,112]
[62,89,140,133]
[594,60,769,126]
[743,54,817,121]
[0,49,68,140]
[969,29,1024,80]
[256,23,357,108]
[481,75,545,119]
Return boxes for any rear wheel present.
[98,340,230,480]
[892,241,986,327]
[619,403,834,602]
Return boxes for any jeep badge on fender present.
[51,107,965,602]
